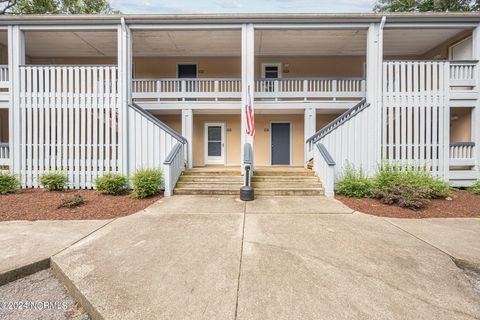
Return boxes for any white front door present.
[204,122,225,165]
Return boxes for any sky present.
[109,0,377,14]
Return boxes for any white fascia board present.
[384,22,478,29]
[253,23,370,30]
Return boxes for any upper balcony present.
[132,77,366,103]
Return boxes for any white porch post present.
[472,24,480,176]
[118,19,132,176]
[241,23,255,171]
[8,25,25,175]
[181,109,193,168]
[365,19,384,174]
[304,107,316,166]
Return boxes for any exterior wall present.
[422,30,472,60]
[192,114,241,166]
[316,113,342,131]
[450,107,472,142]
[253,114,304,166]
[0,109,7,142]
[28,57,116,65]
[154,115,182,134]
[0,44,7,64]
[255,56,365,78]
[134,57,241,78]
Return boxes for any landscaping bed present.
[0,189,161,221]
[337,190,480,219]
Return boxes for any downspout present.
[120,17,130,176]
[377,15,386,165]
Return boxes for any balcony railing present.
[132,77,366,102]
[133,78,242,100]
[0,143,9,165]
[449,142,475,166]
[255,78,366,100]
[449,61,477,88]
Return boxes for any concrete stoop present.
[174,167,325,196]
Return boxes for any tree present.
[374,0,478,12]
[1,0,119,14]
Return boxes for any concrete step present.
[252,182,322,188]
[254,170,314,177]
[255,188,324,196]
[178,176,244,182]
[176,182,243,188]
[183,170,241,177]
[251,176,319,182]
[174,188,239,195]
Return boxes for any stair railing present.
[306,98,371,197]
[128,103,188,196]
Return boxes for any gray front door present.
[271,122,291,165]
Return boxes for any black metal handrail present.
[129,103,187,144]
[306,98,369,145]
[317,144,336,166]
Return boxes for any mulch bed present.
[336,190,480,219]
[0,189,162,221]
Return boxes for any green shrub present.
[374,163,450,199]
[39,172,68,191]
[95,173,129,195]
[0,172,20,194]
[58,193,85,208]
[131,168,163,199]
[336,164,374,198]
[469,180,480,195]
[372,184,430,210]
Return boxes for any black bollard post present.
[240,165,254,201]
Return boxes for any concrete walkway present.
[2,196,479,319]
[0,219,111,286]
[46,196,480,320]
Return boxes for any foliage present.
[336,163,375,198]
[131,168,163,199]
[39,172,68,191]
[95,173,129,195]
[1,0,119,15]
[58,192,85,208]
[374,163,451,199]
[374,0,479,12]
[469,180,480,195]
[372,184,430,210]
[0,172,20,194]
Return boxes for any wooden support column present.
[365,19,384,174]
[241,23,255,170]
[472,23,480,176]
[182,109,193,168]
[304,107,316,166]
[118,19,132,176]
[8,25,24,175]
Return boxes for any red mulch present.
[0,189,162,221]
[336,190,480,219]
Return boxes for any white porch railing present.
[132,78,242,100]
[307,99,373,197]
[0,65,8,87]
[128,103,187,196]
[163,142,185,196]
[255,78,366,100]
[132,77,366,102]
[449,61,477,88]
[0,143,9,166]
[449,142,475,166]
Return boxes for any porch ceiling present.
[383,28,467,56]
[0,27,470,58]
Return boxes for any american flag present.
[245,86,255,136]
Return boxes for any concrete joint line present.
[234,201,247,319]
[383,218,480,274]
